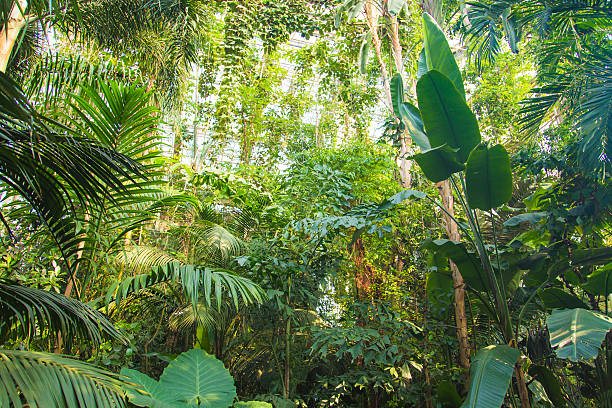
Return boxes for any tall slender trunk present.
[0,0,28,73]
[365,2,392,108]
[436,180,471,379]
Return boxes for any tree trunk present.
[352,237,375,299]
[0,0,28,73]
[436,180,471,379]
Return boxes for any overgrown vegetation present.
[0,0,611,407]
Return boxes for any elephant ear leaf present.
[416,70,481,163]
[460,345,520,408]
[547,308,612,361]
[422,13,465,98]
[121,368,179,408]
[465,144,512,210]
[160,349,237,408]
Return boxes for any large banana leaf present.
[465,144,512,210]
[547,308,612,361]
[422,13,465,98]
[416,70,481,163]
[122,349,237,408]
[582,263,612,296]
[0,349,127,408]
[389,73,430,150]
[460,345,520,408]
[411,144,465,182]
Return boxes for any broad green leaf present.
[538,288,588,310]
[460,345,520,408]
[547,308,612,361]
[582,263,612,296]
[417,48,428,79]
[359,32,372,74]
[387,0,405,15]
[398,102,430,150]
[123,349,237,408]
[421,239,488,292]
[390,73,404,118]
[436,380,462,408]
[503,212,547,227]
[411,144,465,182]
[121,368,179,408]
[528,365,567,408]
[465,144,512,210]
[416,70,481,163]
[422,13,465,98]
[426,269,454,320]
[234,403,272,408]
[383,189,428,205]
[161,349,237,407]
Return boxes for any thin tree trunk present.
[436,180,471,379]
[365,2,392,108]
[0,0,28,73]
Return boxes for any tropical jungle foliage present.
[0,0,611,407]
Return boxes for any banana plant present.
[390,13,524,407]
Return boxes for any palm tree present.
[462,0,612,175]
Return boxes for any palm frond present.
[0,72,147,271]
[0,281,125,345]
[106,261,266,311]
[0,349,127,408]
[115,245,177,275]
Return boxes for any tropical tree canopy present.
[0,1,611,407]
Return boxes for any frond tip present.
[0,350,127,408]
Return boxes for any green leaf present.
[528,365,567,408]
[417,48,428,79]
[411,144,465,182]
[426,269,454,319]
[582,263,612,296]
[161,350,236,407]
[460,345,520,408]
[538,288,588,310]
[398,102,430,150]
[387,0,405,15]
[121,368,178,408]
[0,350,128,408]
[465,144,512,210]
[359,32,371,74]
[422,13,465,98]
[547,308,612,361]
[436,381,461,408]
[421,239,488,292]
[390,73,404,118]
[436,381,462,408]
[416,70,481,163]
[234,403,272,408]
[123,349,237,408]
[503,212,547,227]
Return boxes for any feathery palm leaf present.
[0,349,127,408]
[0,281,125,345]
[0,72,146,271]
[106,261,266,311]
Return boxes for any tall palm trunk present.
[0,0,28,73]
